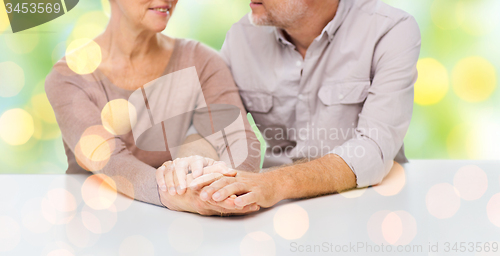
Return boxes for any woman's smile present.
[148,4,172,17]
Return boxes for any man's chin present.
[248,12,271,26]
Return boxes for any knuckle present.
[221,177,233,185]
[235,182,245,191]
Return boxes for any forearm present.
[98,152,163,207]
[269,154,357,201]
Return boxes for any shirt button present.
[296,61,302,67]
[298,94,305,100]
[338,94,344,100]
[247,101,253,107]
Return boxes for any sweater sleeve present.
[45,62,164,207]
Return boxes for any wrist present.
[262,170,288,203]
[159,190,180,211]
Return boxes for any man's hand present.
[199,171,282,209]
[198,154,358,210]
[156,156,236,195]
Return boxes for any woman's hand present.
[156,156,236,195]
[158,183,260,216]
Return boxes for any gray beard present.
[248,0,308,28]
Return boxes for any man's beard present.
[249,0,308,28]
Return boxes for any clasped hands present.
[155,155,280,216]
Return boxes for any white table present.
[1,160,499,255]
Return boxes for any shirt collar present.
[274,0,353,45]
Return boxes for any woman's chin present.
[147,23,168,33]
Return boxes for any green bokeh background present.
[0,0,499,174]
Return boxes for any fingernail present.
[252,205,259,211]
[176,187,183,195]
[168,187,176,195]
[160,185,167,191]
[213,192,220,200]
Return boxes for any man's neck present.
[282,0,340,58]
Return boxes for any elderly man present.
[195,0,421,210]
[158,0,420,214]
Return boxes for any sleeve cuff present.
[330,138,392,188]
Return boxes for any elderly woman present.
[45,0,260,215]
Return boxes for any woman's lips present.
[148,6,171,16]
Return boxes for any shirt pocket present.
[316,81,370,132]
[239,91,273,113]
[318,81,370,105]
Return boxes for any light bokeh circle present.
[453,165,488,201]
[414,58,449,105]
[374,162,406,196]
[101,99,137,135]
[392,211,418,245]
[41,195,76,225]
[426,183,461,219]
[168,216,204,253]
[240,231,276,256]
[79,135,112,162]
[367,210,391,245]
[340,187,367,198]
[119,235,155,256]
[81,174,118,210]
[452,56,496,103]
[381,212,403,245]
[0,108,34,146]
[466,123,500,160]
[81,204,118,234]
[41,241,75,256]
[486,193,500,228]
[431,0,462,30]
[75,125,116,172]
[65,215,99,248]
[31,93,57,124]
[68,11,109,43]
[66,38,102,75]
[456,0,500,36]
[101,0,111,16]
[46,188,78,213]
[273,204,309,240]
[0,3,9,34]
[0,61,25,98]
[367,210,417,246]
